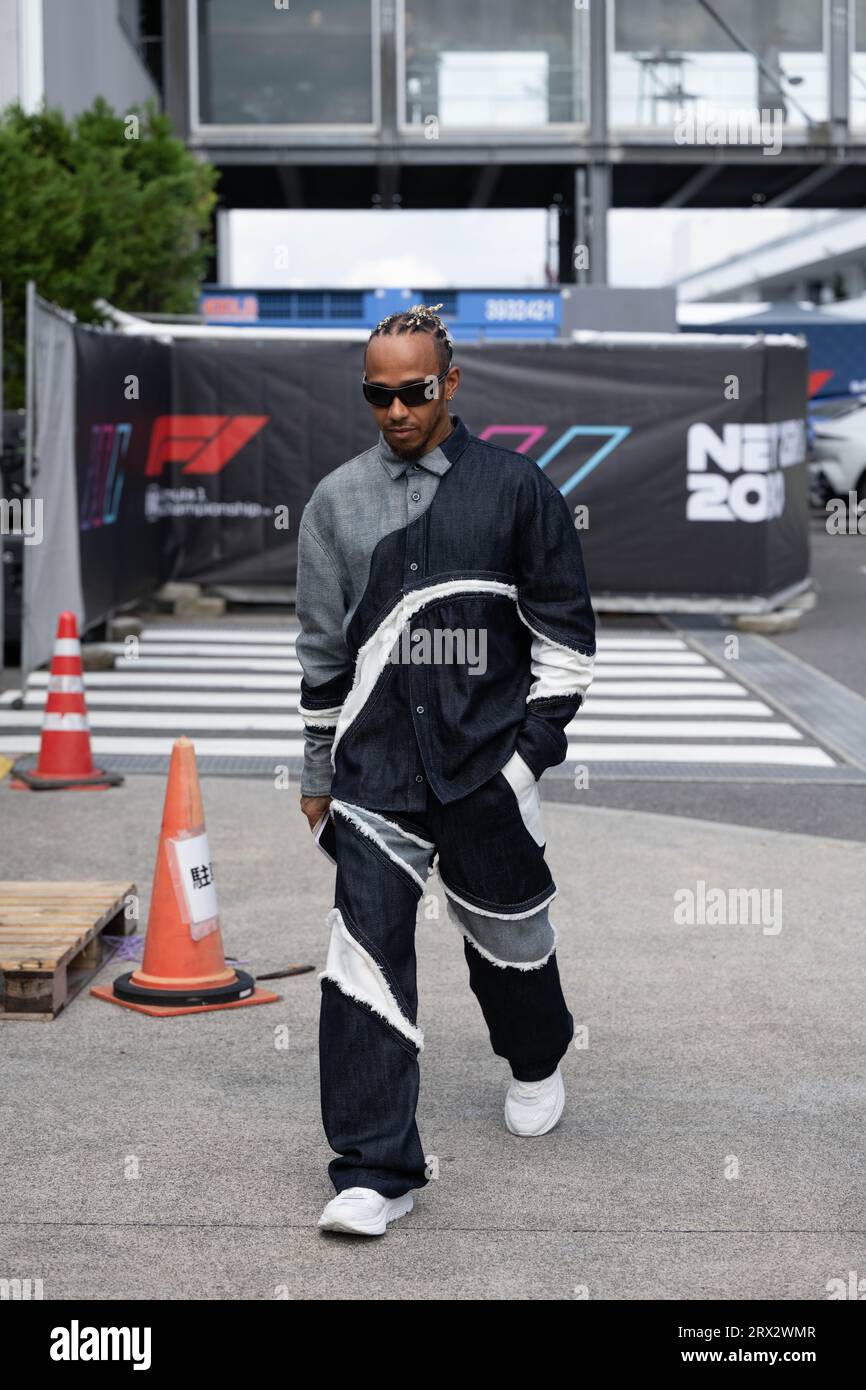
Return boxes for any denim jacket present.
[295,414,596,810]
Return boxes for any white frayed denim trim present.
[298,699,343,727]
[440,876,558,920]
[333,799,435,851]
[526,692,585,715]
[319,907,424,1051]
[515,602,595,660]
[330,798,427,891]
[331,579,518,767]
[515,604,595,702]
[444,896,558,971]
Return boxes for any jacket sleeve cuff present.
[300,726,336,797]
[514,708,570,779]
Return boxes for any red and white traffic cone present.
[91,736,279,1015]
[10,611,123,790]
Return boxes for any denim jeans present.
[318,753,575,1199]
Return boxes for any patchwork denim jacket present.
[295,414,596,811]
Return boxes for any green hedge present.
[0,97,218,407]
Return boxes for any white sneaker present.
[504,1065,565,1136]
[317,1186,414,1236]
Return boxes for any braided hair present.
[367,302,454,374]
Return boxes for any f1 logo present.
[144,415,269,478]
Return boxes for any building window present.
[195,0,375,127]
[400,0,589,131]
[609,0,827,134]
[120,0,163,92]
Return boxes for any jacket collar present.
[377,415,470,479]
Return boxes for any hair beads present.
[369,302,454,371]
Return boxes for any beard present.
[384,425,429,460]
[390,436,426,460]
[384,408,451,460]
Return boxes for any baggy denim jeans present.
[318,751,575,1199]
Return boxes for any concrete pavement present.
[1,772,864,1299]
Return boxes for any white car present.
[810,397,866,505]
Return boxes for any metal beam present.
[663,164,721,208]
[376,161,400,208]
[589,0,606,139]
[589,163,610,284]
[557,178,578,284]
[275,165,305,209]
[164,0,190,139]
[829,0,851,144]
[573,166,588,284]
[468,164,501,209]
[192,135,866,167]
[378,0,398,144]
[588,0,609,284]
[766,162,844,206]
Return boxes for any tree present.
[0,98,218,407]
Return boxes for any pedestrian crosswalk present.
[0,623,839,775]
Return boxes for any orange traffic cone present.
[10,611,122,790]
[91,737,280,1016]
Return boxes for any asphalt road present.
[2,770,864,1299]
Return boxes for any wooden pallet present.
[0,881,137,1020]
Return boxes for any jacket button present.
[415,774,424,782]
[416,705,424,714]
[411,492,421,502]
[409,561,418,571]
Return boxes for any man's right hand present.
[300,794,332,833]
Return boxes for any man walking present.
[295,305,596,1236]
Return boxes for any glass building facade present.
[609,0,827,131]
[191,0,865,142]
[399,1,590,131]
[195,0,377,127]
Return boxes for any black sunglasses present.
[362,367,449,408]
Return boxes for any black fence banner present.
[71,330,810,614]
[74,324,172,629]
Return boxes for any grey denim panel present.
[300,435,452,644]
[294,518,353,796]
[444,893,556,966]
[331,800,436,886]
[295,429,456,796]
[294,519,351,686]
[299,726,340,797]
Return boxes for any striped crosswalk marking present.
[27,671,299,690]
[561,744,831,766]
[24,688,297,708]
[18,691,776,717]
[0,624,838,771]
[2,709,303,732]
[0,735,305,757]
